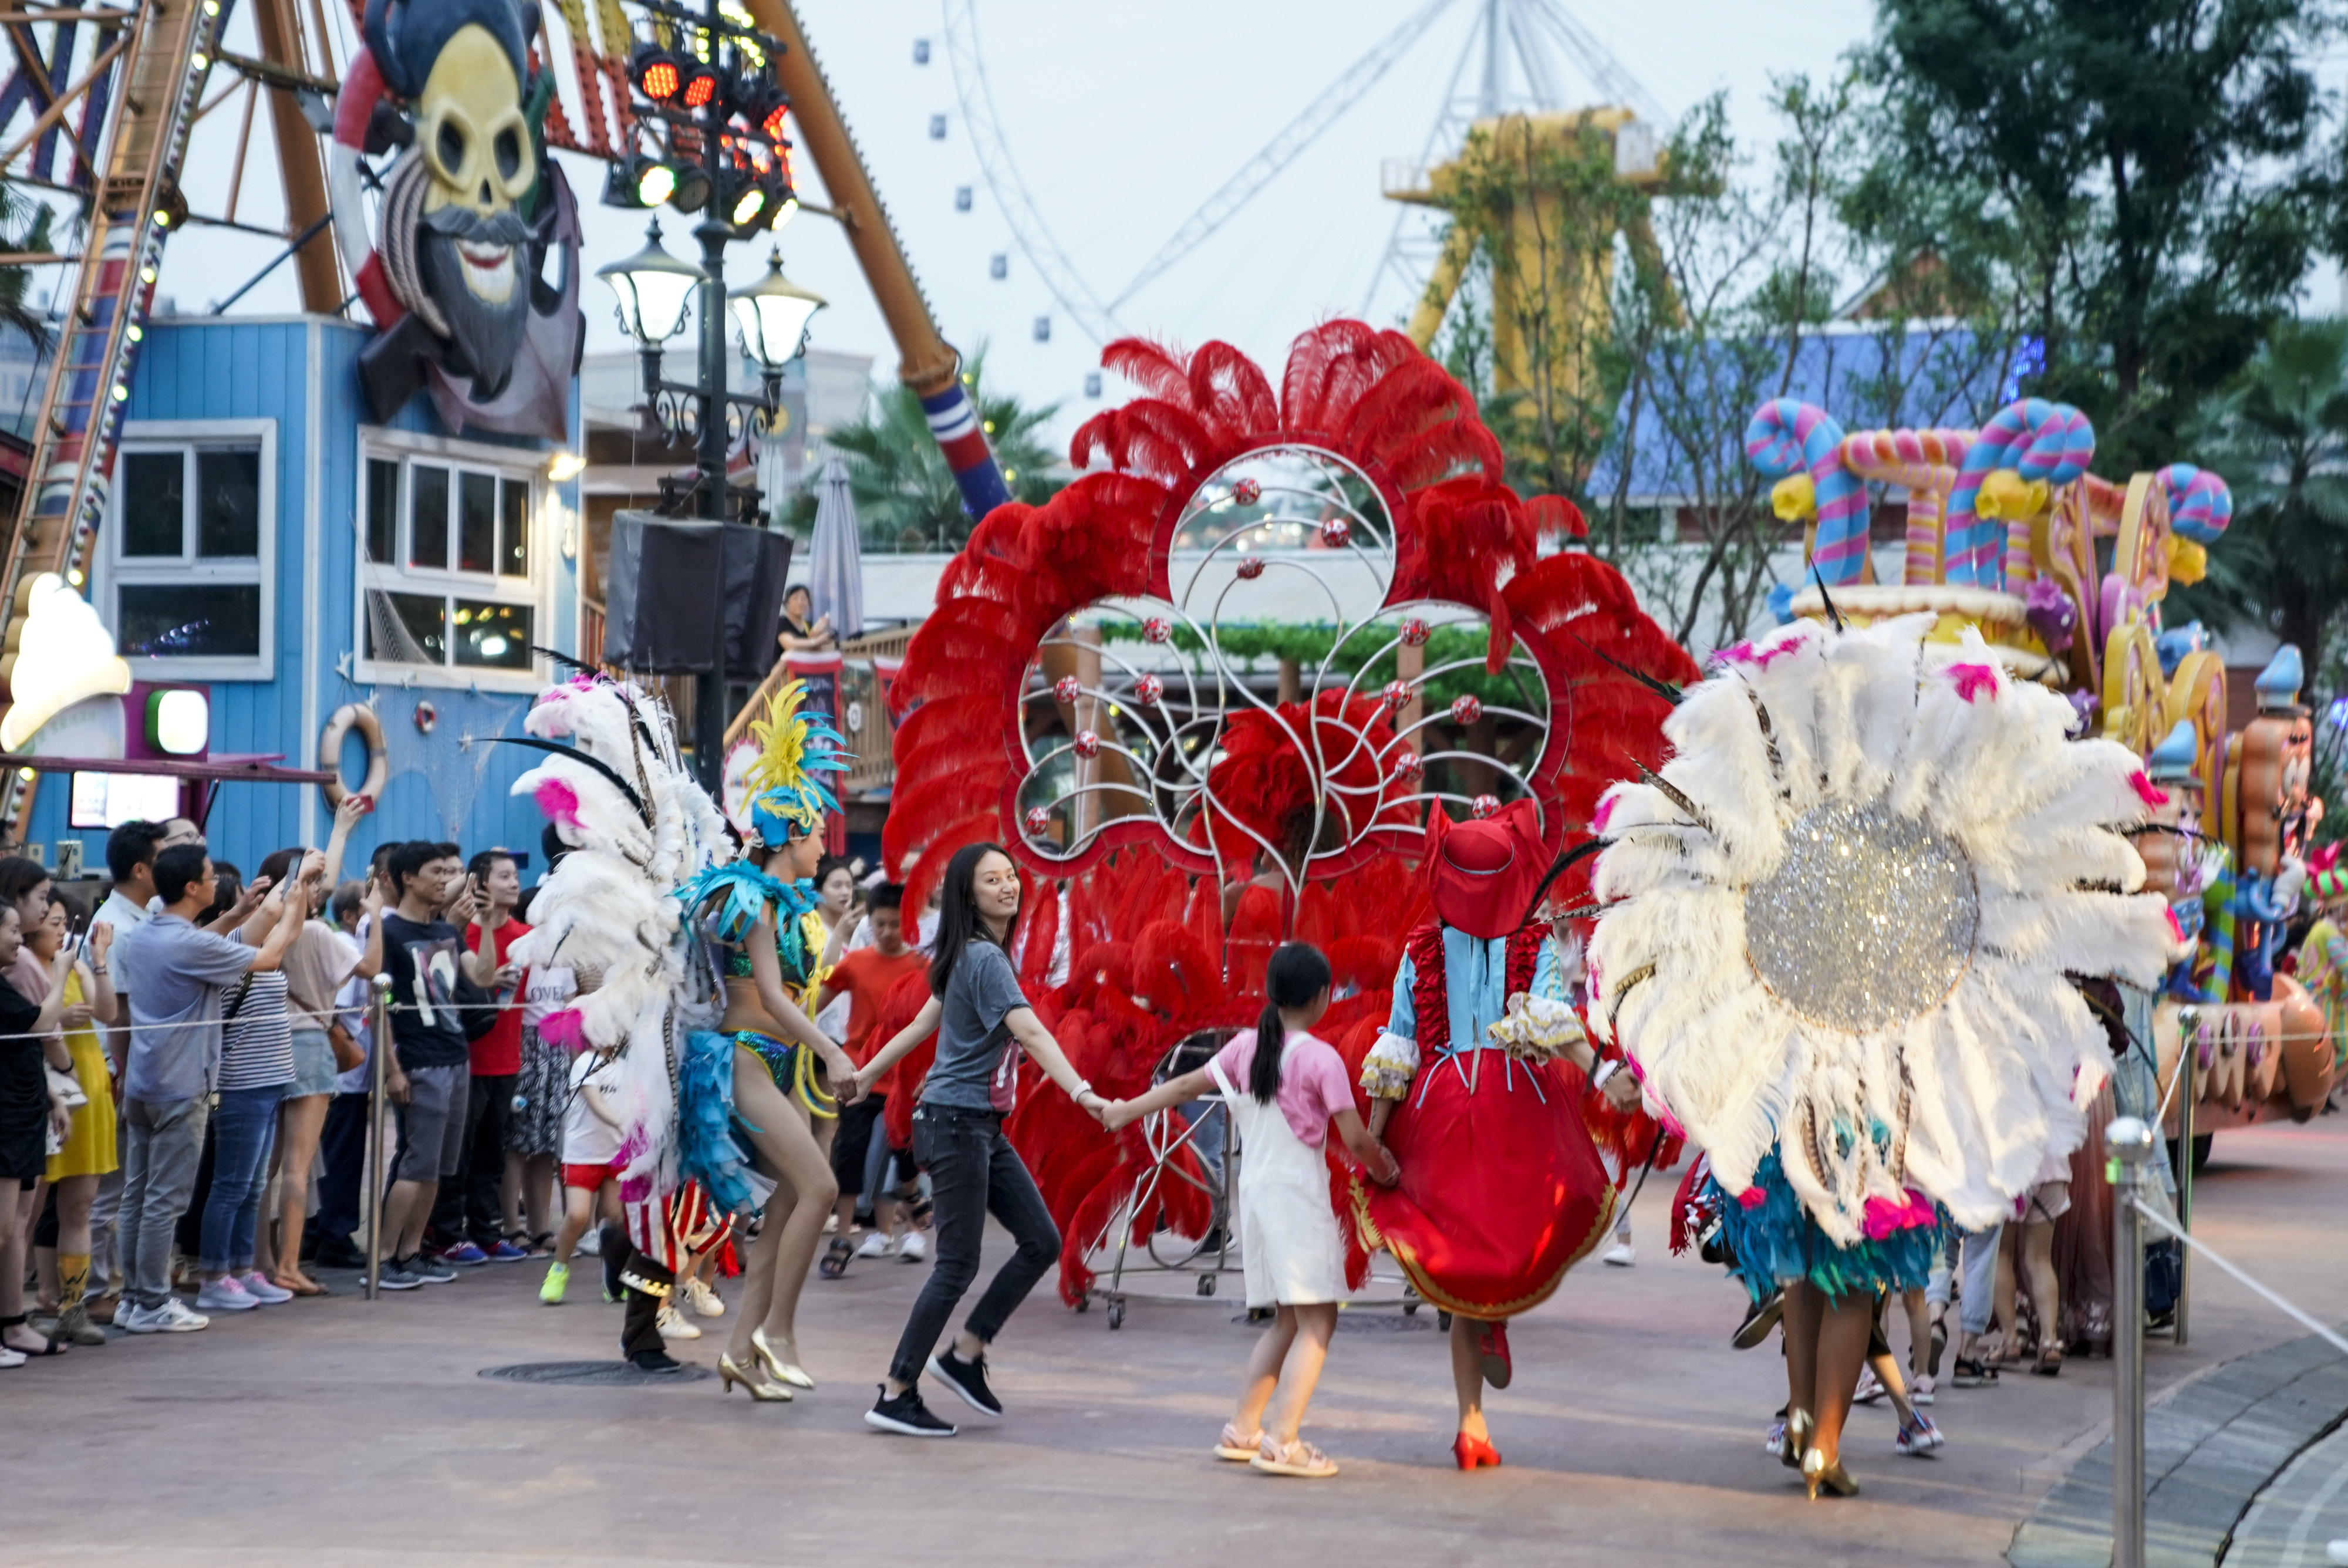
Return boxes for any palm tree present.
[821,348,1062,552]
[2172,318,2348,667]
[0,184,55,357]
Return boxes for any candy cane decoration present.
[2161,464,2234,546]
[1745,399,1867,586]
[1841,429,1975,587]
[1944,400,2094,589]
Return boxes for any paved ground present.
[10,1118,2348,1568]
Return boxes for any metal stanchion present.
[2174,1030,2194,1349]
[364,973,392,1301]
[2109,1114,2155,1568]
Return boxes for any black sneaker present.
[315,1237,369,1270]
[1732,1287,1784,1350]
[866,1384,957,1437]
[927,1347,1004,1417]
[628,1349,682,1374]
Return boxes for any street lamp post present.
[594,0,825,791]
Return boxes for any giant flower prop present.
[883,320,1697,916]
[1588,615,2173,1240]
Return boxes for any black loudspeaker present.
[602,511,793,677]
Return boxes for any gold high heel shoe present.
[1780,1408,1813,1471]
[718,1353,794,1402]
[1801,1446,1858,1500]
[751,1326,816,1390]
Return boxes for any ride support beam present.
[249,0,340,312]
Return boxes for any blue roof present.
[1585,324,2032,500]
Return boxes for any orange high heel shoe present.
[1452,1432,1503,1471]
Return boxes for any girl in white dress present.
[1106,943,1399,1478]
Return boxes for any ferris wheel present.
[939,0,1668,349]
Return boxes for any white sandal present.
[1214,1421,1262,1461]
[1251,1437,1339,1478]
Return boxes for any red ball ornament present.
[1381,679,1412,711]
[1399,618,1431,647]
[1072,730,1101,759]
[1471,794,1501,818]
[1142,616,1172,644]
[1232,477,1263,506]
[1023,806,1052,836]
[1450,694,1483,725]
[1133,673,1163,706]
[1236,556,1265,580]
[1319,516,1351,548]
[1052,675,1081,704]
[1391,748,1421,780]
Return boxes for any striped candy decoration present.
[1840,429,1976,586]
[1745,399,1867,586]
[1944,400,2094,589]
[2161,464,2234,546]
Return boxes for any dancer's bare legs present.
[1448,1314,1490,1444]
[721,1050,836,1371]
[1809,1292,1875,1468]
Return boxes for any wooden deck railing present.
[725,625,915,797]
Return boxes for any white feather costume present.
[1589,615,2172,1240]
[504,675,733,1219]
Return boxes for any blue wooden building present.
[21,312,584,879]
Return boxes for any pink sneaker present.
[237,1272,294,1305]
[194,1276,258,1313]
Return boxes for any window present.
[107,426,274,677]
[358,437,542,685]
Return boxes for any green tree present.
[2171,317,2348,673]
[1860,0,2336,471]
[820,349,1062,552]
[0,184,55,363]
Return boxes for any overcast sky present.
[130,0,1994,446]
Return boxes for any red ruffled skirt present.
[1351,1053,1617,1319]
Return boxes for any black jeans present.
[428,1071,513,1245]
[314,1091,372,1247]
[887,1104,1060,1387]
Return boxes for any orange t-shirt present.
[827,946,929,1091]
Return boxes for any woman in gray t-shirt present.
[852,843,1107,1437]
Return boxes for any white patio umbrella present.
[805,451,863,642]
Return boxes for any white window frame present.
[355,426,551,693]
[102,417,278,681]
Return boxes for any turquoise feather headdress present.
[744,677,851,848]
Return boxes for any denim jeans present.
[886,1104,1061,1386]
[119,1095,211,1309]
[1957,1223,2003,1336]
[200,1084,286,1272]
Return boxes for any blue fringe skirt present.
[1711,1148,1942,1304]
[679,1030,756,1218]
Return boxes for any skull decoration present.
[339,0,584,439]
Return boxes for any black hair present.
[105,820,166,885]
[1250,942,1332,1106]
[867,882,905,912]
[0,855,51,915]
[927,842,1017,1000]
[370,841,399,874]
[468,848,517,885]
[154,844,211,906]
[386,839,460,898]
[47,885,85,925]
[330,879,367,926]
[203,863,244,925]
[257,845,303,892]
[814,855,854,895]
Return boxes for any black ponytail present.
[1249,941,1332,1105]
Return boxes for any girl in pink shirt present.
[1107,943,1398,1479]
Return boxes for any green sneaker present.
[539,1261,569,1305]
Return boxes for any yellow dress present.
[46,968,116,1181]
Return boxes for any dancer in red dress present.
[1354,802,1643,1469]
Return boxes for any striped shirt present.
[217,969,295,1091]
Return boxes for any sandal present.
[2033,1344,2064,1377]
[0,1316,67,1356]
[818,1236,855,1280]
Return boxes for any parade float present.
[1746,397,2336,1139]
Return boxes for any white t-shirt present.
[94,888,151,999]
[328,926,372,1093]
[563,1051,622,1166]
[522,966,577,1030]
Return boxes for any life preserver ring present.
[321,702,389,808]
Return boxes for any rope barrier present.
[2128,1195,2348,1359]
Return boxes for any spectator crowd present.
[0,814,934,1365]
